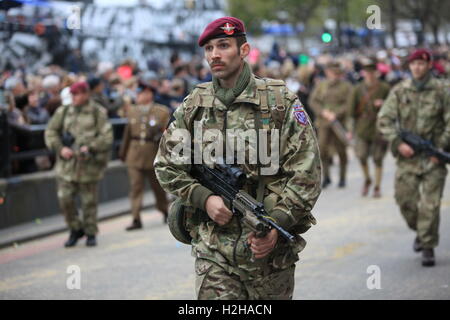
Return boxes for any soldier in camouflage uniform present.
[119,82,170,230]
[349,58,390,198]
[308,61,353,188]
[377,49,450,267]
[154,17,322,300]
[45,82,113,247]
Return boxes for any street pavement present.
[0,153,449,300]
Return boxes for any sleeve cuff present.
[190,185,214,212]
[390,136,402,157]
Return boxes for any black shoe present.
[64,229,84,248]
[126,219,142,231]
[422,248,435,267]
[86,235,97,247]
[338,179,346,188]
[322,176,331,189]
[413,236,423,252]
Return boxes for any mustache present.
[210,61,225,67]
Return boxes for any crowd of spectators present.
[1,44,449,175]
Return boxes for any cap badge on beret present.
[221,23,235,35]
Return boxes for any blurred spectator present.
[65,49,87,74]
[23,90,49,125]
[40,74,62,116]
[2,89,25,125]
[4,76,28,111]
[155,79,174,110]
[170,77,186,110]
[88,76,110,111]
[97,61,115,98]
[172,64,194,96]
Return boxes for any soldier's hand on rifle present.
[80,146,89,154]
[398,143,414,158]
[430,156,440,164]
[205,195,233,226]
[60,147,74,160]
[247,229,278,259]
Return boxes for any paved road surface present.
[1,154,449,299]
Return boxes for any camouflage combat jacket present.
[377,76,450,173]
[155,74,322,280]
[45,100,113,183]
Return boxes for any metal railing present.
[0,113,127,178]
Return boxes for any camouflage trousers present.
[354,137,388,167]
[195,258,295,300]
[394,164,447,248]
[57,178,99,236]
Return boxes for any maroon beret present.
[70,81,89,94]
[198,16,246,47]
[408,49,432,63]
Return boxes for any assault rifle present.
[400,130,450,164]
[190,161,295,242]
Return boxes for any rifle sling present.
[254,108,266,203]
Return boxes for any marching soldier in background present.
[45,82,113,247]
[308,61,353,188]
[377,49,450,267]
[349,58,390,198]
[119,82,170,230]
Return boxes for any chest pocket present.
[417,92,443,136]
[68,107,99,143]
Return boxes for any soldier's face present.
[325,69,341,82]
[204,38,249,81]
[362,69,378,83]
[136,90,153,105]
[409,59,432,80]
[71,91,90,107]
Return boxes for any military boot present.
[322,176,331,189]
[362,179,371,196]
[64,229,85,248]
[126,219,142,231]
[413,236,423,252]
[373,186,381,198]
[86,235,97,247]
[422,248,435,267]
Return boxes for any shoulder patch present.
[293,103,308,126]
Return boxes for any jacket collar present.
[197,74,261,111]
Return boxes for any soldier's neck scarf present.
[212,61,251,107]
[413,71,432,92]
